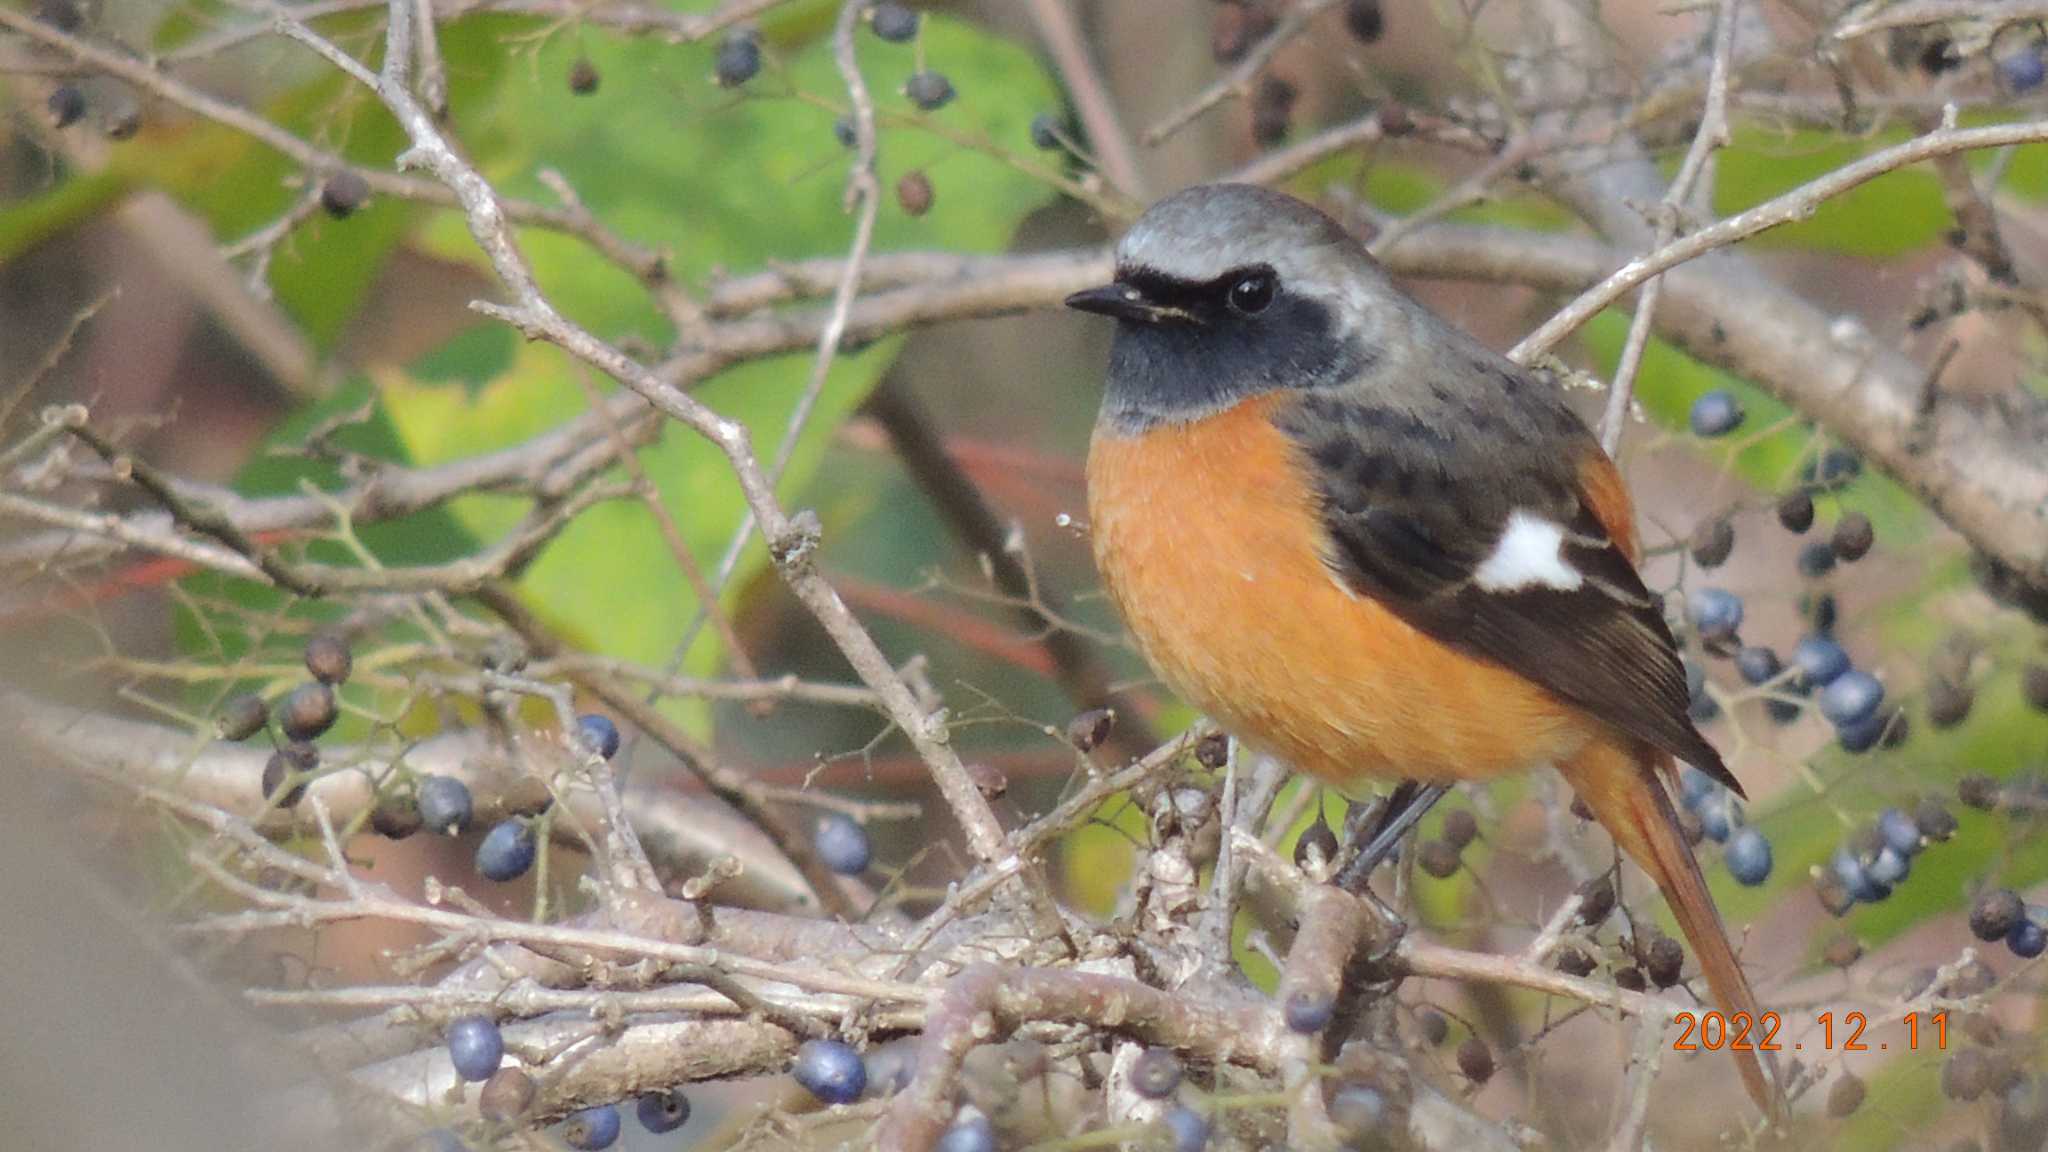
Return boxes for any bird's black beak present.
[1064,282,1188,325]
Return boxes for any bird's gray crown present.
[1114,183,1367,289]
[1088,184,1397,434]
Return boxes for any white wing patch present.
[1473,510,1584,592]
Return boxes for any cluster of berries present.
[1969,885,2046,960]
[216,654,633,884]
[38,1,141,143]
[214,633,353,814]
[1543,874,1692,995]
[432,1013,692,1147]
[1207,0,1384,146]
[1960,775,2048,959]
[1686,392,1897,751]
[788,1039,1213,1150]
[1815,800,1957,914]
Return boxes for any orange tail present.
[1561,739,1786,1122]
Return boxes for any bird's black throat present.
[1095,276,1370,435]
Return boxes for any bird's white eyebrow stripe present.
[1473,511,1585,592]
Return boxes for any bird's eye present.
[1228,271,1276,315]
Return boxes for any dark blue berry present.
[637,1089,691,1133]
[1725,826,1772,886]
[869,2,919,42]
[446,1015,503,1082]
[1030,111,1063,151]
[815,812,872,875]
[1283,989,1335,1033]
[1679,765,1717,809]
[1830,846,1889,903]
[1797,539,1837,578]
[1836,709,1888,753]
[477,819,538,881]
[1163,1105,1212,1152]
[935,1112,994,1152]
[1868,846,1910,886]
[1687,587,1744,641]
[1685,658,1720,722]
[793,1039,867,1104]
[1734,645,1780,686]
[1820,670,1885,729]
[1328,1081,1391,1142]
[1802,448,1862,490]
[1697,793,1740,843]
[1878,807,1922,857]
[416,775,473,835]
[563,1104,621,1150]
[576,713,621,759]
[1792,635,1851,689]
[715,32,761,88]
[833,116,857,148]
[1689,390,1744,437]
[1131,1047,1182,1099]
[1999,45,2046,92]
[905,70,955,110]
[2008,917,2046,959]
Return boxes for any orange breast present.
[1086,395,1596,789]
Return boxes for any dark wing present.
[1277,389,1740,794]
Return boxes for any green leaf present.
[376,13,1060,728]
[1711,127,1951,257]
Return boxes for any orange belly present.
[1087,395,1596,789]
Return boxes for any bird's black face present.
[1068,262,1368,434]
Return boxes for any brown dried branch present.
[876,962,1291,1152]
[0,687,824,910]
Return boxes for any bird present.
[1068,182,1782,1118]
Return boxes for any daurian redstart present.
[1068,183,1782,1118]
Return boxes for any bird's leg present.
[1333,782,1451,894]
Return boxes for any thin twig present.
[1512,117,2048,363]
[1023,0,1145,198]
[1140,0,1346,145]
[1597,0,1740,455]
